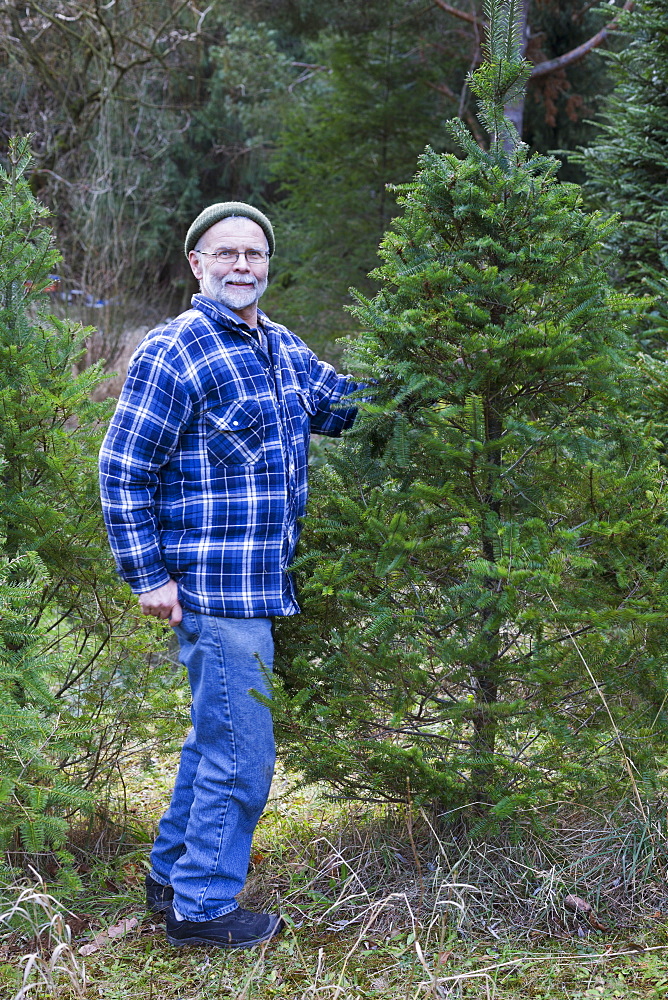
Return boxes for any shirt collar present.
[192,294,270,334]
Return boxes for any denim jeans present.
[149,613,275,921]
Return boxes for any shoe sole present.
[167,916,284,949]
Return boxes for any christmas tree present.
[272,0,668,820]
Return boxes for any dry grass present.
[2,770,668,999]
[243,786,668,945]
[0,875,87,998]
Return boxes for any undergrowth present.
[2,769,668,999]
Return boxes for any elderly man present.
[99,202,357,948]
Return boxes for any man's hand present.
[138,579,182,626]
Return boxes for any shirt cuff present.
[122,566,173,595]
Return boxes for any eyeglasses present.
[196,248,269,264]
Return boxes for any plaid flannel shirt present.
[99,294,357,617]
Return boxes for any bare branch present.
[290,61,330,70]
[432,0,635,83]
[432,0,482,25]
[530,0,634,78]
[32,167,76,188]
[26,2,105,59]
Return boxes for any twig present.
[545,590,647,822]
[406,779,424,908]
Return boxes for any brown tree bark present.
[530,0,634,78]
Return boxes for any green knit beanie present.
[184,202,275,257]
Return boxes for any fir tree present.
[575,2,668,453]
[265,8,451,359]
[272,1,668,819]
[577,0,668,294]
[0,137,184,852]
[0,552,92,851]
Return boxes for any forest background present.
[0,0,629,362]
[2,0,668,997]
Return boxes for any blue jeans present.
[149,613,275,921]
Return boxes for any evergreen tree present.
[0,553,91,851]
[577,0,668,293]
[264,6,454,360]
[0,137,184,852]
[576,0,668,439]
[272,1,668,819]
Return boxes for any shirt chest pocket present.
[205,398,266,466]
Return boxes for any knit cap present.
[184,202,275,257]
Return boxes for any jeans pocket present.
[178,610,201,642]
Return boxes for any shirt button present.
[233,420,239,426]
[274,365,279,370]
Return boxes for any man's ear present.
[188,250,203,280]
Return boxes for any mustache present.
[222,275,257,288]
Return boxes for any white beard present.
[201,271,268,311]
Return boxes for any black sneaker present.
[145,873,174,914]
[165,905,284,949]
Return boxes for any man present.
[99,202,357,949]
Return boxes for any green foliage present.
[469,0,531,152]
[273,2,668,818]
[0,553,92,852]
[0,136,186,854]
[264,9,452,359]
[575,0,668,451]
[576,0,668,294]
[0,1,619,329]
[142,15,298,290]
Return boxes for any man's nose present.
[232,252,251,270]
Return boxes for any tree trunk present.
[470,403,503,802]
[471,654,499,801]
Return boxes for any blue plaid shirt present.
[99,294,357,617]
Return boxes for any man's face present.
[188,217,269,315]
